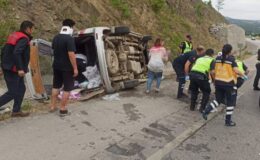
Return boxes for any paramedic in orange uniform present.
[202,44,247,127]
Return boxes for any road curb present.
[146,110,220,160]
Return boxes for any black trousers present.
[190,78,211,111]
[172,63,186,98]
[0,70,26,112]
[253,63,260,88]
[204,85,236,124]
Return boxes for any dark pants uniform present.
[0,70,26,112]
[253,63,260,89]
[204,85,236,124]
[189,72,211,112]
[232,77,244,105]
[172,63,186,98]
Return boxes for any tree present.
[216,0,224,11]
[202,0,212,7]
[207,0,212,7]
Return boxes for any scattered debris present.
[102,93,120,101]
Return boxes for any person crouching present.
[189,49,215,112]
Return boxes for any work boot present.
[190,103,196,111]
[225,114,236,127]
[254,87,260,91]
[11,111,30,118]
[202,111,208,120]
[225,121,236,127]
[177,93,189,99]
[202,104,213,120]
[200,93,210,113]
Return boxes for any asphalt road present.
[246,38,260,54]
[0,50,259,160]
[162,55,260,160]
[0,68,201,160]
[247,38,260,46]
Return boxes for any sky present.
[204,0,260,20]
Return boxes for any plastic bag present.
[82,65,102,89]
[102,93,120,101]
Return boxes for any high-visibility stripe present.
[225,61,232,64]
[226,107,234,110]
[226,111,233,115]
[210,103,216,109]
[215,60,233,64]
[213,100,219,106]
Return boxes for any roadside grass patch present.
[150,0,165,13]
[22,100,32,112]
[0,20,17,47]
[110,0,131,18]
[0,0,9,8]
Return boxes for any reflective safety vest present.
[215,58,237,85]
[191,56,214,74]
[183,41,192,53]
[236,59,245,74]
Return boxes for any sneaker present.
[155,88,160,93]
[254,87,260,91]
[11,111,30,118]
[225,121,236,127]
[146,90,150,94]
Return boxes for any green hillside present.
[0,0,226,56]
[226,17,260,35]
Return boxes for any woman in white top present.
[146,38,168,93]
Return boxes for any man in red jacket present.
[0,20,34,117]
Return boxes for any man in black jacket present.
[172,46,205,99]
[0,20,34,117]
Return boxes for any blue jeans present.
[146,70,163,91]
